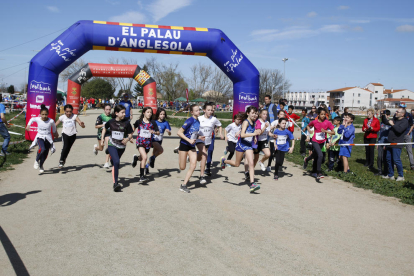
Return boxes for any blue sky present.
[1,0,413,93]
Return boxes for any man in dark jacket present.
[383,108,409,181]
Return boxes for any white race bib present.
[205,136,212,145]
[277,135,287,145]
[200,126,213,137]
[64,120,75,127]
[288,121,293,127]
[316,132,325,141]
[140,129,151,138]
[153,133,163,141]
[244,136,253,142]
[112,131,123,140]
[190,132,198,140]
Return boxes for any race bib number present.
[244,136,253,142]
[140,129,151,138]
[112,131,123,140]
[153,133,163,141]
[64,120,75,128]
[200,126,213,137]
[205,136,212,145]
[190,132,198,140]
[288,121,293,127]
[316,132,325,141]
[277,135,287,145]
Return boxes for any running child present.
[205,103,222,176]
[55,104,85,168]
[273,118,295,180]
[286,105,301,133]
[131,107,160,182]
[177,104,204,193]
[196,103,223,184]
[256,109,271,171]
[327,117,341,171]
[338,113,355,173]
[101,105,133,192]
[267,110,286,171]
[220,106,261,193]
[304,108,335,180]
[147,108,171,170]
[93,104,112,168]
[224,113,242,164]
[26,104,59,173]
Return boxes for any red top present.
[308,119,334,144]
[286,113,300,133]
[362,117,380,138]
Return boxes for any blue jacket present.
[338,124,355,144]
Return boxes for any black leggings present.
[227,141,236,160]
[268,140,275,167]
[307,141,324,174]
[60,133,77,163]
[108,146,125,185]
[274,150,286,176]
[300,134,307,154]
[364,137,376,167]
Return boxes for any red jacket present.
[362,117,380,138]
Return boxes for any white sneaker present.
[50,148,56,155]
[173,146,179,154]
[103,162,110,168]
[187,156,190,163]
[259,161,266,171]
[396,176,405,181]
[39,166,44,173]
[93,144,98,155]
[34,160,39,169]
[266,166,271,172]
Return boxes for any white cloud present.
[250,29,278,36]
[307,11,317,18]
[46,6,59,13]
[350,20,370,24]
[352,26,364,32]
[396,25,414,32]
[338,5,350,10]
[137,1,143,9]
[251,25,349,41]
[109,11,147,23]
[320,24,347,33]
[147,0,193,22]
[105,0,120,5]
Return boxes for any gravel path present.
[0,110,413,275]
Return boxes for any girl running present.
[220,106,261,193]
[303,108,334,180]
[55,104,85,168]
[224,113,243,165]
[272,118,295,180]
[196,103,223,184]
[26,104,59,173]
[267,110,286,171]
[147,108,171,169]
[177,104,203,193]
[131,107,160,182]
[255,109,271,171]
[101,105,133,192]
[93,104,112,168]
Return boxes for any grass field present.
[0,111,31,172]
[286,133,414,205]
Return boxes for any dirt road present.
[1,110,413,275]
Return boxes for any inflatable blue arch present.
[26,20,259,139]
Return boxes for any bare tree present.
[156,63,188,101]
[208,68,233,103]
[107,57,139,96]
[259,68,291,103]
[59,58,87,82]
[188,63,213,98]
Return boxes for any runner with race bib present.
[255,109,271,171]
[196,103,223,184]
[93,104,112,168]
[224,113,243,164]
[272,118,295,180]
[101,105,133,192]
[131,107,160,182]
[147,108,171,171]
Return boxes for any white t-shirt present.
[269,120,280,142]
[59,114,77,136]
[257,119,270,141]
[196,115,222,145]
[27,117,57,140]
[225,122,241,143]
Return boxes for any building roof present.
[384,89,405,94]
[328,87,373,93]
[369,83,383,86]
[376,98,414,102]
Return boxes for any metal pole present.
[283,61,285,100]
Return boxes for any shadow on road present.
[0,226,30,276]
[0,190,41,207]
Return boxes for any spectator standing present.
[383,108,409,181]
[262,95,278,123]
[307,106,318,120]
[400,105,414,170]
[341,107,349,120]
[331,107,339,119]
[119,94,133,121]
[376,110,391,176]
[0,103,11,156]
[362,108,380,169]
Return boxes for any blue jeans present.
[0,123,11,153]
[206,137,215,170]
[386,147,403,177]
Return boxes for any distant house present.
[328,87,373,110]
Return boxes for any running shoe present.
[103,162,110,168]
[274,175,279,181]
[317,173,324,179]
[186,156,190,163]
[173,147,179,154]
[50,148,55,155]
[396,176,405,182]
[382,175,392,179]
[220,156,226,169]
[205,169,212,177]
[224,147,228,155]
[139,175,148,182]
[113,183,122,192]
[259,161,266,171]
[39,166,45,173]
[303,157,308,170]
[132,154,139,168]
[226,164,232,167]
[149,156,155,168]
[93,144,98,155]
[250,183,260,193]
[58,161,64,168]
[244,171,250,181]
[34,160,39,169]
[200,176,207,184]
[179,185,190,193]
[266,166,271,172]
[145,164,150,175]
[311,173,318,178]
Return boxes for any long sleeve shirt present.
[387,117,409,148]
[338,123,355,145]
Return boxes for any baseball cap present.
[399,103,406,108]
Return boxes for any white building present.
[286,91,329,108]
[328,87,374,110]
